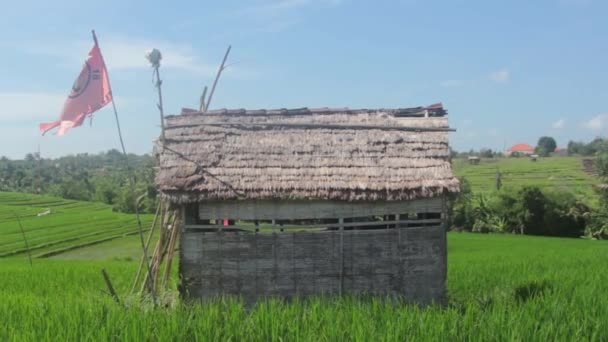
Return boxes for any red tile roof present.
[507,143,534,152]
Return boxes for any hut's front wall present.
[179,198,447,305]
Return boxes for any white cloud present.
[440,80,465,87]
[21,37,222,76]
[0,92,65,121]
[552,118,566,129]
[583,113,608,131]
[104,38,216,75]
[489,69,510,83]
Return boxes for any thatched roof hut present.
[156,106,459,204]
[156,104,458,305]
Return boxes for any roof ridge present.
[173,104,446,118]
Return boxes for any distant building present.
[506,143,535,156]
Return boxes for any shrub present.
[449,183,591,237]
[518,187,546,235]
[448,177,475,231]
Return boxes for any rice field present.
[0,192,152,258]
[2,233,607,340]
[452,156,597,197]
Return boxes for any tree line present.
[453,137,608,158]
[0,149,157,213]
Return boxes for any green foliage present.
[588,152,608,239]
[49,178,92,201]
[536,136,557,157]
[567,138,608,156]
[586,212,608,240]
[2,234,608,340]
[0,150,157,214]
[543,191,590,237]
[448,177,474,230]
[595,152,608,178]
[452,148,501,159]
[479,148,495,158]
[448,185,590,237]
[519,187,546,235]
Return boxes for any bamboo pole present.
[101,268,120,304]
[140,236,162,294]
[204,45,231,112]
[94,30,155,302]
[154,66,166,142]
[130,201,161,293]
[145,208,171,294]
[161,215,180,289]
[14,213,32,267]
[199,86,208,112]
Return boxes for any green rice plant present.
[0,192,152,257]
[453,156,597,201]
[1,233,607,340]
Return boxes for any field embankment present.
[0,192,152,259]
[453,156,597,197]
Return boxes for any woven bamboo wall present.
[179,199,446,305]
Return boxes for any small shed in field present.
[155,105,459,305]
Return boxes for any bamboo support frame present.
[130,202,161,293]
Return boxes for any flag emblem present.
[69,62,91,99]
[39,36,113,136]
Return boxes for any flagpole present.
[92,30,156,301]
[91,30,128,157]
[36,141,41,194]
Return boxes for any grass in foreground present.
[2,233,607,340]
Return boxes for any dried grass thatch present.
[156,106,459,203]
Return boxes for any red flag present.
[40,37,112,136]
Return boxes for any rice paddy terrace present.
[0,192,152,259]
[452,156,597,197]
[1,191,608,339]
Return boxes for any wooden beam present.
[198,198,443,221]
[167,122,455,132]
[183,218,443,231]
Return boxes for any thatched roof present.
[155,105,459,203]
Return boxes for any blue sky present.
[1,0,607,158]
